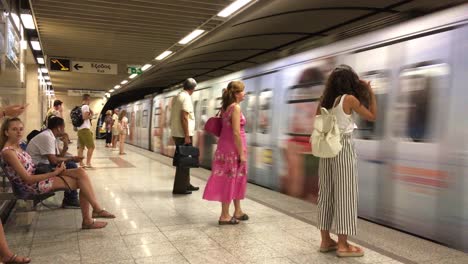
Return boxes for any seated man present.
[26,116,83,208]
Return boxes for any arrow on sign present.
[74,64,83,70]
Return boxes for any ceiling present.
[31,0,467,100]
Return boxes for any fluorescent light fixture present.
[37,76,43,80]
[114,85,121,89]
[46,82,52,85]
[105,93,110,98]
[121,80,128,85]
[141,64,152,71]
[44,76,50,80]
[178,29,205,45]
[155,50,172,60]
[218,0,252,17]
[109,89,115,93]
[30,41,41,51]
[129,73,137,79]
[40,68,48,73]
[37,57,45,64]
[20,14,35,29]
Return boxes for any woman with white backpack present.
[313,65,377,258]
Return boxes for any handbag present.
[310,107,342,158]
[204,111,222,137]
[172,145,200,168]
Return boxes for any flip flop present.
[5,254,31,263]
[336,245,364,257]
[82,219,108,229]
[218,217,239,225]
[92,209,116,219]
[234,214,249,221]
[319,245,338,252]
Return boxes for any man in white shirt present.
[111,108,120,149]
[77,94,95,168]
[27,116,84,208]
[170,78,199,194]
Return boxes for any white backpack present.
[310,107,342,158]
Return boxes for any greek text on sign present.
[71,61,118,75]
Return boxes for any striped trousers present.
[317,134,358,235]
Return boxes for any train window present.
[354,71,389,140]
[394,63,450,142]
[193,100,200,129]
[241,92,255,133]
[286,82,324,136]
[215,97,222,111]
[258,89,273,134]
[153,107,161,128]
[142,110,148,128]
[136,110,141,127]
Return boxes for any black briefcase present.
[173,145,200,168]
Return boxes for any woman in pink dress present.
[203,81,248,225]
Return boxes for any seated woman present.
[0,118,115,230]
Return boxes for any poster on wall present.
[0,13,6,72]
[5,19,20,69]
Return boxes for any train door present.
[343,46,392,220]
[239,77,258,182]
[251,73,278,188]
[197,87,214,168]
[162,90,178,157]
[151,95,163,153]
[191,89,202,150]
[389,31,453,242]
[135,102,142,147]
[140,99,150,149]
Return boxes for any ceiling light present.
[46,82,52,85]
[44,76,50,80]
[121,80,128,85]
[218,0,252,17]
[40,68,48,73]
[155,51,172,60]
[20,13,35,29]
[30,41,41,51]
[21,40,28,50]
[37,57,45,64]
[109,89,115,93]
[141,64,152,71]
[114,85,121,89]
[129,73,137,79]
[105,93,110,98]
[37,76,43,80]
[178,29,205,45]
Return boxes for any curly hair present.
[320,65,370,109]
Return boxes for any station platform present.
[4,141,468,264]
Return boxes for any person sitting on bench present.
[0,117,115,230]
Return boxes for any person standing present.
[77,94,95,168]
[203,81,248,225]
[43,99,63,128]
[316,65,377,258]
[111,108,119,149]
[104,110,113,147]
[26,116,83,208]
[169,78,199,194]
[118,110,128,155]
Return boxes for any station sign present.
[127,65,142,75]
[50,58,71,71]
[71,61,118,75]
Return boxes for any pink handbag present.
[204,111,222,137]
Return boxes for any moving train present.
[113,4,468,252]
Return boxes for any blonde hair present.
[118,110,127,121]
[0,118,22,149]
[222,81,245,111]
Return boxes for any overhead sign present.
[67,89,105,97]
[71,61,118,75]
[127,65,142,75]
[50,58,70,71]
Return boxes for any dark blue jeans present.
[35,161,79,201]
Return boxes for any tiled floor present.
[4,142,468,264]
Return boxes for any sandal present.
[5,254,31,263]
[92,209,116,219]
[218,217,239,225]
[234,214,249,221]
[319,245,338,252]
[82,219,108,229]
[336,245,364,257]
